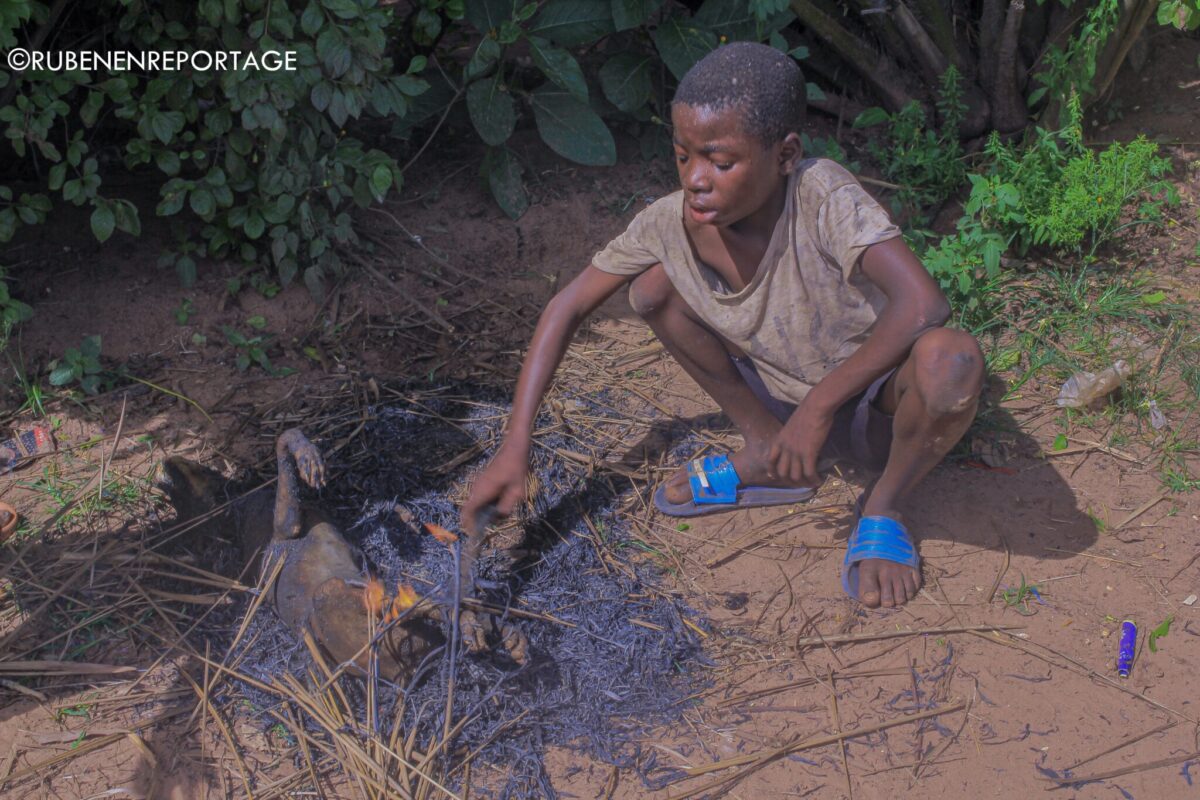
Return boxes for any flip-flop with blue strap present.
[652,454,816,518]
[841,515,920,600]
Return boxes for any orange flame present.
[383,582,420,623]
[423,522,458,546]
[363,578,387,617]
[394,583,418,610]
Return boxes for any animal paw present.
[293,441,326,489]
[458,608,528,665]
[497,620,529,665]
[458,608,490,654]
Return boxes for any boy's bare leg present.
[855,327,984,608]
[629,264,790,499]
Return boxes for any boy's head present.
[673,42,807,146]
[670,43,806,227]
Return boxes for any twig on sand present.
[794,624,1022,648]
[1043,547,1141,567]
[670,702,966,798]
[1110,491,1169,532]
[827,667,854,800]
[970,630,1197,723]
[1042,749,1200,786]
[1063,720,1176,771]
[986,535,1011,604]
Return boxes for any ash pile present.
[232,389,710,797]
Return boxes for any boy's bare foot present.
[660,437,810,505]
[852,508,920,608]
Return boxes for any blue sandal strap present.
[842,515,919,599]
[687,454,741,505]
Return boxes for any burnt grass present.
[224,388,711,798]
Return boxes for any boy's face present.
[671,103,800,228]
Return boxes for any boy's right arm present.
[461,264,633,534]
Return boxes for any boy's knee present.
[628,264,673,318]
[911,328,984,416]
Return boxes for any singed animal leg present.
[273,428,327,541]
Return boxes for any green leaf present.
[247,314,267,330]
[695,0,793,40]
[80,334,102,360]
[528,36,588,101]
[466,70,517,146]
[90,204,116,243]
[464,0,516,33]
[531,83,616,166]
[80,91,103,127]
[369,164,393,202]
[484,147,528,219]
[853,107,890,128]
[598,53,652,112]
[48,363,76,387]
[189,188,216,218]
[1149,615,1173,652]
[652,15,718,80]
[316,28,352,77]
[982,237,1001,276]
[465,37,502,82]
[301,1,324,35]
[1052,433,1068,451]
[155,149,181,176]
[806,82,825,102]
[311,81,333,112]
[177,256,197,286]
[612,0,661,30]
[245,211,266,239]
[497,19,522,42]
[48,163,66,191]
[530,0,615,47]
[1140,291,1167,305]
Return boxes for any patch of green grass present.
[1001,574,1044,615]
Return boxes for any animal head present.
[155,456,226,520]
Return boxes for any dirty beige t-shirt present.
[592,158,901,404]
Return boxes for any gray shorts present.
[732,356,895,473]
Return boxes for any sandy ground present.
[1,30,1199,800]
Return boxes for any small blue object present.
[686,455,740,505]
[1117,619,1137,678]
[841,515,921,599]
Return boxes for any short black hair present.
[672,42,806,145]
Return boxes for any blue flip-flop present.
[652,454,815,518]
[842,515,920,599]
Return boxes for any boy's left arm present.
[769,237,950,485]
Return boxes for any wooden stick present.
[1063,720,1176,771]
[1111,491,1168,531]
[828,667,853,800]
[970,631,1197,723]
[673,702,966,799]
[794,624,1021,648]
[1043,547,1141,567]
[1042,749,1200,785]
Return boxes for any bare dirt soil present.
[2,33,1200,800]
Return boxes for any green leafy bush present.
[47,335,106,395]
[918,94,1175,327]
[982,96,1174,256]
[0,266,33,352]
[450,0,801,218]
[853,68,966,220]
[2,0,426,296]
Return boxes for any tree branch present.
[992,0,1028,133]
[911,0,963,69]
[1092,0,1157,102]
[790,0,914,112]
